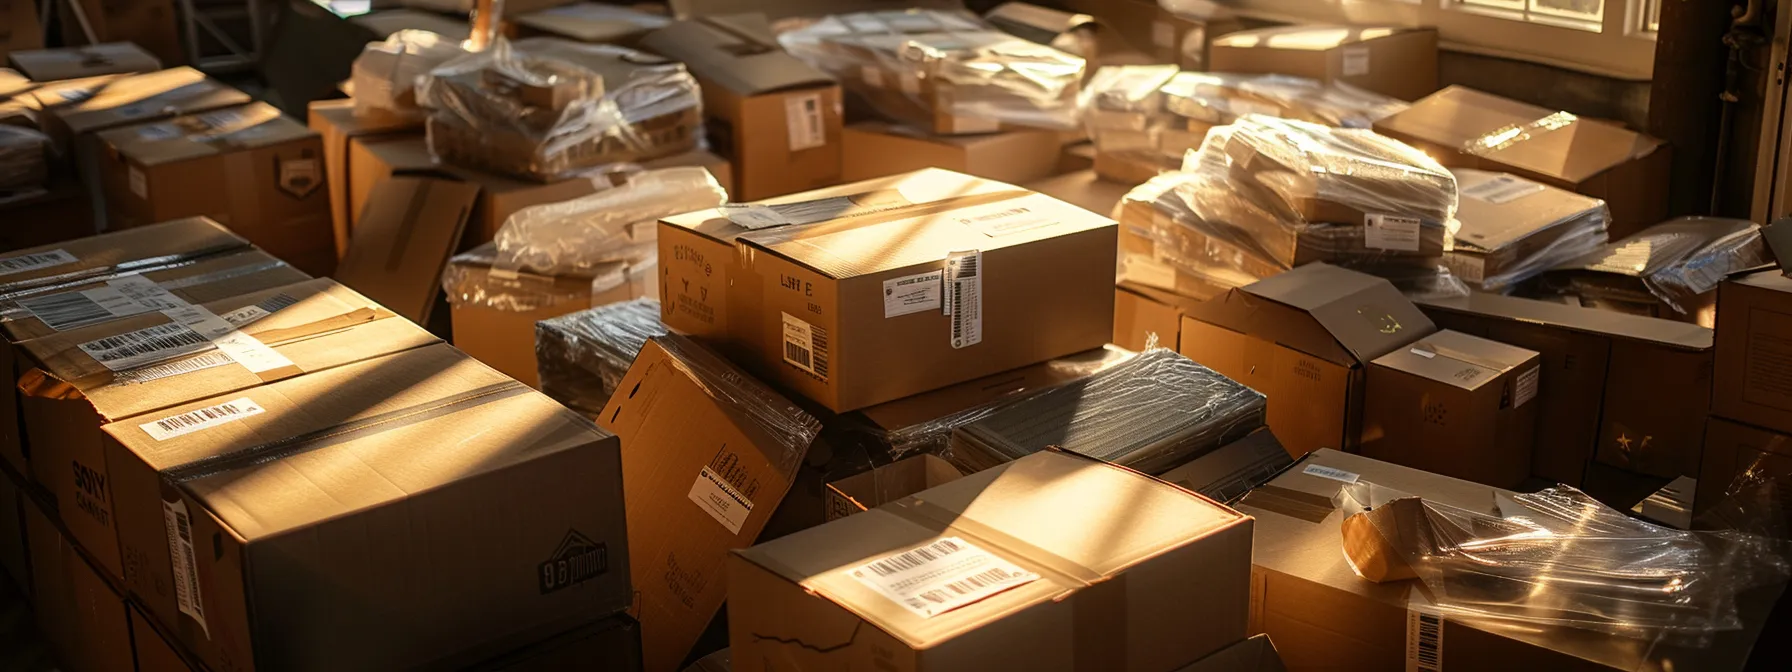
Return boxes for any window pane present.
[1647,0,1661,32]
[1530,0,1604,21]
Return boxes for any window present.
[1215,0,1658,80]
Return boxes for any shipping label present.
[847,537,1039,619]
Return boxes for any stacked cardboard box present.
[1701,269,1792,516]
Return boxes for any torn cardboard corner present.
[598,334,819,672]
[335,176,481,326]
[728,449,1255,672]
[7,42,162,82]
[101,343,630,672]
[1361,329,1541,489]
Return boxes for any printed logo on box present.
[538,529,609,595]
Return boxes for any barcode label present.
[162,305,295,374]
[1514,366,1540,408]
[848,537,1038,619]
[1459,173,1547,204]
[219,293,298,327]
[117,351,235,385]
[1342,45,1371,77]
[687,466,755,535]
[1302,464,1360,483]
[1406,608,1443,672]
[780,312,829,381]
[162,499,209,637]
[141,397,264,441]
[945,250,982,349]
[79,322,214,371]
[18,275,189,331]
[785,92,827,152]
[0,249,77,276]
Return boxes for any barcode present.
[867,538,964,577]
[1415,613,1441,671]
[0,249,76,275]
[118,351,234,384]
[21,292,113,331]
[949,253,978,347]
[784,340,812,369]
[175,509,192,541]
[159,401,249,433]
[808,324,829,379]
[257,293,299,313]
[140,397,265,441]
[912,567,1018,605]
[84,323,209,363]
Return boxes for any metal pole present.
[469,0,504,51]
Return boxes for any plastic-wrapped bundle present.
[1339,480,1790,646]
[1447,169,1611,294]
[948,348,1266,475]
[419,37,702,181]
[0,125,50,191]
[777,9,1085,134]
[1536,217,1765,319]
[441,240,655,316]
[534,299,667,417]
[351,30,469,121]
[490,166,724,276]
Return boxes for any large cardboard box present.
[598,335,818,672]
[1209,25,1437,101]
[1698,416,1791,515]
[511,2,670,44]
[96,103,336,275]
[1024,168,1130,217]
[334,176,483,325]
[728,449,1255,672]
[24,496,135,672]
[1360,329,1542,488]
[304,98,421,256]
[841,122,1064,187]
[105,344,630,672]
[1375,86,1670,238]
[132,604,202,672]
[1178,263,1436,458]
[1240,448,1777,671]
[8,42,160,81]
[822,453,963,521]
[1115,281,1199,352]
[643,13,842,201]
[1713,269,1792,436]
[1419,291,1713,484]
[13,278,439,581]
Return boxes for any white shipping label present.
[117,351,235,385]
[780,312,829,381]
[79,322,214,371]
[847,537,1039,619]
[0,249,77,276]
[944,250,982,349]
[1342,46,1372,77]
[721,204,790,230]
[18,275,190,332]
[784,92,828,153]
[1302,464,1360,483]
[129,167,148,199]
[953,201,1058,237]
[1514,366,1540,408]
[163,499,210,638]
[688,466,754,535]
[135,124,183,141]
[883,270,943,318]
[141,398,265,441]
[1444,253,1486,284]
[1409,348,1437,359]
[108,275,189,311]
[1406,606,1444,672]
[1365,214,1423,251]
[161,305,295,374]
[1459,173,1547,204]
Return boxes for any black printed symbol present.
[539,529,608,595]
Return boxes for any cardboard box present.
[721,171,1117,412]
[1360,329,1542,488]
[1239,448,1775,671]
[1178,263,1436,458]
[345,133,440,234]
[598,335,818,672]
[1059,0,1242,70]
[305,98,420,257]
[1023,168,1129,217]
[1419,291,1713,484]
[334,176,482,325]
[1374,86,1670,239]
[0,461,26,593]
[685,648,730,672]
[14,278,439,581]
[96,103,336,275]
[840,122,1063,187]
[728,449,1255,672]
[132,604,202,672]
[1714,269,1792,436]
[512,2,670,44]
[104,343,630,672]
[643,13,843,201]
[57,0,183,67]
[1155,427,1292,505]
[1446,169,1611,292]
[1174,634,1287,672]
[1698,416,1791,515]
[7,42,160,81]
[1209,25,1437,101]
[24,496,135,672]
[1094,147,1172,185]
[822,453,962,521]
[1115,281,1200,352]
[468,614,644,671]
[0,0,44,59]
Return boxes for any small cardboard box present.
[96,103,336,276]
[1155,427,1292,505]
[14,278,439,581]
[105,344,629,672]
[1240,448,1776,672]
[1375,86,1670,239]
[841,122,1064,187]
[511,2,670,44]
[1361,329,1542,488]
[643,13,843,201]
[1420,291,1713,484]
[1698,416,1791,515]
[1447,169,1610,292]
[334,176,482,326]
[1209,25,1437,101]
[1714,269,1792,436]
[728,449,1255,672]
[304,98,420,257]
[1115,281,1199,352]
[822,453,962,521]
[1178,263,1436,458]
[7,42,160,82]
[598,335,818,672]
[25,494,136,672]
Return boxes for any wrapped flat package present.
[948,348,1266,475]
[0,125,50,190]
[1536,217,1766,318]
[419,37,703,181]
[350,30,469,121]
[1339,480,1790,647]
[1447,168,1610,293]
[535,298,666,417]
[777,8,1085,134]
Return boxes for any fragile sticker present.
[1365,213,1422,251]
[688,466,753,535]
[883,270,943,318]
[848,537,1039,619]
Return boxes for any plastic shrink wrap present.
[535,299,667,417]
[0,125,50,191]
[777,8,1085,134]
[1535,217,1766,319]
[646,332,821,478]
[1447,168,1610,293]
[351,30,469,120]
[418,37,703,181]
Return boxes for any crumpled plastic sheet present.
[1541,217,1766,315]
[351,29,468,120]
[491,166,726,277]
[534,298,667,417]
[0,124,51,191]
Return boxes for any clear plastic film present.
[1540,217,1766,315]
[535,298,667,417]
[491,166,726,276]
[440,240,656,316]
[948,348,1267,476]
[1447,170,1611,294]
[351,30,470,121]
[418,37,703,182]
[651,333,821,478]
[1338,480,1791,646]
[777,9,1085,133]
[0,124,51,191]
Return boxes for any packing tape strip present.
[1461,111,1577,156]
[0,242,251,300]
[2,257,293,324]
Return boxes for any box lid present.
[0,216,248,295]
[1418,288,1710,350]
[642,14,833,95]
[514,2,671,43]
[1451,169,1608,253]
[1375,86,1665,184]
[100,103,316,166]
[335,176,482,324]
[736,449,1248,648]
[1190,263,1436,367]
[18,277,439,422]
[1210,25,1416,51]
[49,67,251,135]
[1372,329,1537,392]
[8,43,161,82]
[661,167,1016,245]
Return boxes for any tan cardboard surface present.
[1714,269,1792,436]
[1115,282,1198,352]
[823,453,962,521]
[1209,25,1437,101]
[40,67,249,142]
[1026,168,1130,218]
[1172,634,1287,672]
[305,98,420,257]
[24,496,135,672]
[1361,329,1541,488]
[841,122,1064,187]
[8,42,160,82]
[335,176,480,325]
[132,603,202,672]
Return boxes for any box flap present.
[51,67,250,135]
[514,3,671,43]
[335,176,481,325]
[1374,329,1536,392]
[1378,86,1664,184]
[1210,25,1413,51]
[826,453,963,514]
[9,43,161,82]
[1173,634,1286,672]
[856,345,1132,432]
[737,450,1245,647]
[642,14,833,95]
[0,216,247,295]
[1209,263,1435,366]
[100,103,315,166]
[1417,291,1711,350]
[1451,169,1607,252]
